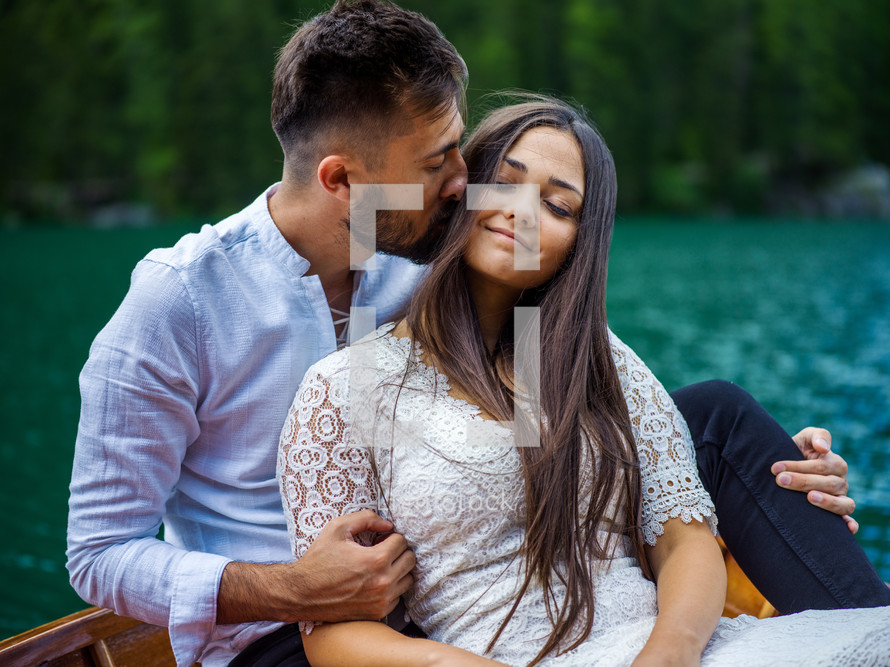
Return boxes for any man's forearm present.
[217,561,311,624]
[229,511,416,627]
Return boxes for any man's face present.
[354,101,467,264]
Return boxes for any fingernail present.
[810,491,824,503]
[772,463,786,474]
[778,474,791,485]
[816,438,830,451]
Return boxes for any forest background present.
[2,0,889,224]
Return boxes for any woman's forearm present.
[303,620,507,667]
[634,519,725,665]
[651,535,724,656]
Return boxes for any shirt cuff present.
[168,550,231,666]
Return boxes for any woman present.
[277,97,890,666]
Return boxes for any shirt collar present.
[250,183,313,279]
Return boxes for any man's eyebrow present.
[504,156,582,196]
[418,128,465,163]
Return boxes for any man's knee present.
[673,379,798,473]
[672,379,755,411]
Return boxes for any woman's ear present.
[317,154,367,204]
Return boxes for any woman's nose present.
[508,206,537,229]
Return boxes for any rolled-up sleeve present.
[66,259,228,666]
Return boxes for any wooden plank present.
[89,639,115,667]
[0,607,175,667]
[101,622,176,667]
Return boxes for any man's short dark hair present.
[272,0,467,183]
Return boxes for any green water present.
[1,220,888,639]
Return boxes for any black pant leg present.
[228,624,309,667]
[671,380,890,613]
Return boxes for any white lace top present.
[277,324,890,666]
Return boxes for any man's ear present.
[317,154,366,204]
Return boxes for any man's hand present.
[771,427,858,534]
[217,509,416,624]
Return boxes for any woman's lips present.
[488,226,532,250]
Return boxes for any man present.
[68,4,465,665]
[67,2,889,666]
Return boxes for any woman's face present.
[463,127,584,294]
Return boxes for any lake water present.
[1,219,888,640]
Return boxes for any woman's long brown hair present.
[404,95,649,665]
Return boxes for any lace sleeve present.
[276,361,378,632]
[609,331,717,545]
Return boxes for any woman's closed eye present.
[545,200,575,219]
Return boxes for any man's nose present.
[440,154,468,201]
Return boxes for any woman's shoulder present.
[350,320,420,364]
[606,327,637,368]
[606,327,659,389]
[302,321,410,385]
[606,327,638,353]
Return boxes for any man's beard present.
[345,199,457,265]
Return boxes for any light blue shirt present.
[66,185,425,666]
